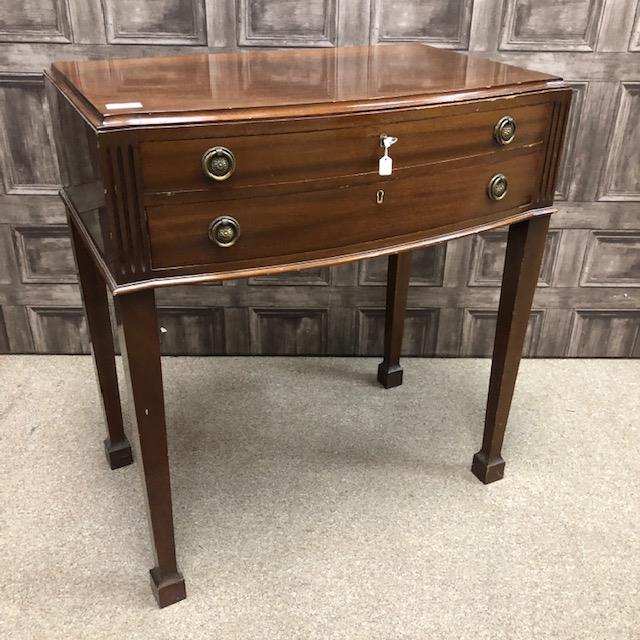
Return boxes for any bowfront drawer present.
[140,98,552,198]
[147,147,543,271]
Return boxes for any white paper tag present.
[379,155,393,176]
[105,101,143,110]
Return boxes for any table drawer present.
[147,148,543,271]
[140,99,551,197]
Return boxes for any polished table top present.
[50,43,560,128]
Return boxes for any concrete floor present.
[0,356,639,640]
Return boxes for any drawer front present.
[147,148,543,271]
[140,99,552,197]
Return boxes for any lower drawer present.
[147,149,543,271]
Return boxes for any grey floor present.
[0,356,639,640]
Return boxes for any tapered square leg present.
[70,219,132,470]
[118,289,186,608]
[472,214,551,484]
[377,252,412,389]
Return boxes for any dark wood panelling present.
[568,310,640,356]
[468,230,560,287]
[0,0,72,43]
[461,309,544,357]
[0,0,638,356]
[249,308,328,354]
[500,0,605,51]
[0,307,9,352]
[631,5,640,51]
[158,307,225,355]
[555,82,588,200]
[103,0,206,45]
[249,268,331,286]
[12,225,76,283]
[238,0,337,47]
[0,75,60,194]
[598,83,640,201]
[370,0,473,49]
[0,225,16,285]
[359,246,446,287]
[357,307,439,356]
[580,231,640,286]
[27,306,90,353]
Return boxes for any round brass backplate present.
[488,174,509,201]
[202,147,236,181]
[494,116,516,145]
[208,216,240,247]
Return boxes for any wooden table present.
[45,43,571,608]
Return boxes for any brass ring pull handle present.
[202,147,236,181]
[494,116,516,145]
[488,174,508,201]
[208,216,240,247]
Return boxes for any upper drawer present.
[140,99,552,197]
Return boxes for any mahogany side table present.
[45,44,571,608]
